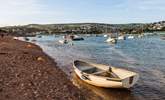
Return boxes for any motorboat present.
[104,34,108,37]
[58,40,68,44]
[127,35,134,39]
[118,36,126,40]
[70,35,84,41]
[106,37,117,44]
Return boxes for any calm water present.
[28,34,165,100]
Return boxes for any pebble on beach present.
[0,36,86,100]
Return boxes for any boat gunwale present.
[73,60,138,81]
[73,60,123,82]
[73,60,139,88]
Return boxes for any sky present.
[0,0,165,26]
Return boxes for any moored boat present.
[106,37,117,44]
[127,35,134,39]
[103,34,108,37]
[13,37,18,40]
[72,37,84,41]
[58,40,68,44]
[73,60,139,88]
[118,35,126,40]
[138,34,144,38]
[70,35,84,41]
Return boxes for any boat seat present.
[81,67,96,71]
[92,70,119,78]
[92,70,106,75]
[80,67,98,74]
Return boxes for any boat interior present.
[83,67,119,78]
[75,61,119,78]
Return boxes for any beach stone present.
[37,57,45,61]
[0,37,86,100]
[26,44,33,48]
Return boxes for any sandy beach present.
[0,36,86,100]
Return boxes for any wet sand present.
[0,36,87,100]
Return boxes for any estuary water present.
[28,34,165,100]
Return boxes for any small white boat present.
[103,34,108,37]
[13,37,18,40]
[62,35,67,39]
[138,34,144,38]
[118,36,126,40]
[127,35,134,39]
[106,37,117,44]
[73,60,139,88]
[72,35,84,41]
[58,40,68,44]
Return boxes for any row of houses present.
[1,21,165,36]
[147,21,165,31]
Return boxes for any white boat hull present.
[74,68,123,88]
[59,40,67,44]
[73,60,139,88]
[118,36,126,40]
[106,38,117,44]
[104,35,108,37]
[127,36,134,39]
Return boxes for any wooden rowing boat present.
[73,60,139,88]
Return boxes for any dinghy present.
[73,60,139,88]
[127,35,134,39]
[13,37,19,40]
[103,34,108,37]
[118,35,126,40]
[71,35,84,41]
[106,37,117,44]
[58,40,68,44]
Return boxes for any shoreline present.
[0,36,86,100]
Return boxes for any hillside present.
[0,21,165,36]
